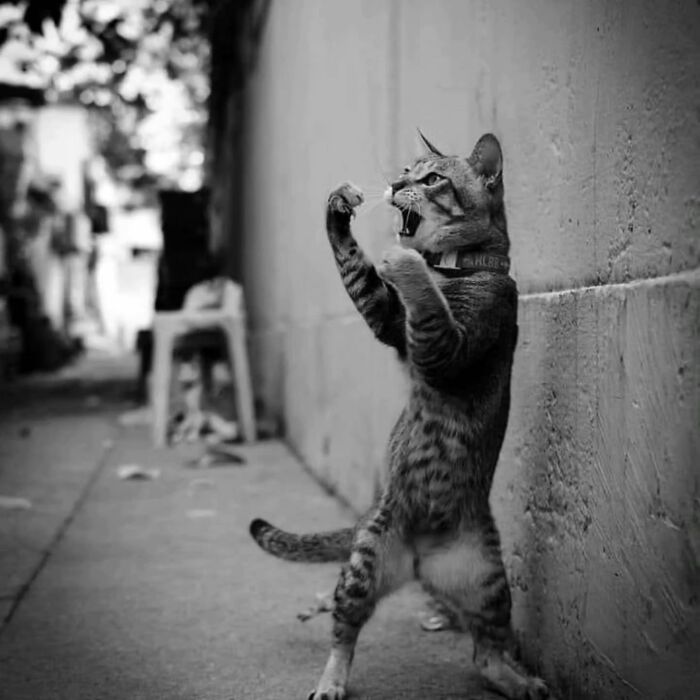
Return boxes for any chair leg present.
[152,325,175,447]
[200,353,214,398]
[223,318,256,442]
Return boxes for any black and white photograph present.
[0,1,698,698]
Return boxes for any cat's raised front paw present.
[328,182,364,217]
[377,246,426,285]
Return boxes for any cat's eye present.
[422,173,444,186]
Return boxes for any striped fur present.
[250,134,548,700]
[249,519,352,563]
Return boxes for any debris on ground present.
[255,414,281,440]
[171,409,239,445]
[185,442,246,469]
[205,413,239,442]
[185,509,218,519]
[188,477,215,490]
[118,407,152,427]
[116,464,160,481]
[205,442,246,463]
[297,591,334,622]
[0,495,32,510]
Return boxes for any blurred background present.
[0,2,698,699]
[0,0,208,370]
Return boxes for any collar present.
[422,249,511,277]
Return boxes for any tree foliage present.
[0,0,210,188]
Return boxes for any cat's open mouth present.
[397,207,421,237]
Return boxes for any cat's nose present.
[391,179,407,195]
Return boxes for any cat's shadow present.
[310,588,507,700]
[348,648,505,700]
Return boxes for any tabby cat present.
[249,133,548,699]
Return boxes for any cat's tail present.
[249,518,353,563]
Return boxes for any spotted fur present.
[250,134,548,700]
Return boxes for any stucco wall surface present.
[234,1,699,696]
[495,270,699,698]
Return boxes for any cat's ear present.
[417,128,444,157]
[469,133,502,190]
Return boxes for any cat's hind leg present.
[308,511,414,700]
[417,529,548,700]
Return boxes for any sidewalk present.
[0,358,502,700]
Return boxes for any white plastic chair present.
[150,278,256,446]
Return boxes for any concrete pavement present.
[0,361,505,700]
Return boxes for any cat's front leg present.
[378,247,463,384]
[376,247,431,291]
[326,184,407,352]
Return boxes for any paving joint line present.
[0,425,121,634]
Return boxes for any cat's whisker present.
[355,198,389,217]
[369,147,395,187]
[358,187,388,197]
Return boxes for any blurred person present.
[84,156,122,345]
[7,175,78,370]
[63,209,92,336]
[42,180,91,338]
[20,175,60,329]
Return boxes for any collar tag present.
[440,250,458,267]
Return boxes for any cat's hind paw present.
[307,684,346,700]
[478,650,550,700]
[523,676,549,700]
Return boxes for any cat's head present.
[388,133,508,254]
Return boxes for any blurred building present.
[32,104,93,211]
[209,1,699,697]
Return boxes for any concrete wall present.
[230,1,699,696]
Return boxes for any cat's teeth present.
[392,210,404,239]
[383,186,393,203]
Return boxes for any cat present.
[249,133,548,700]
